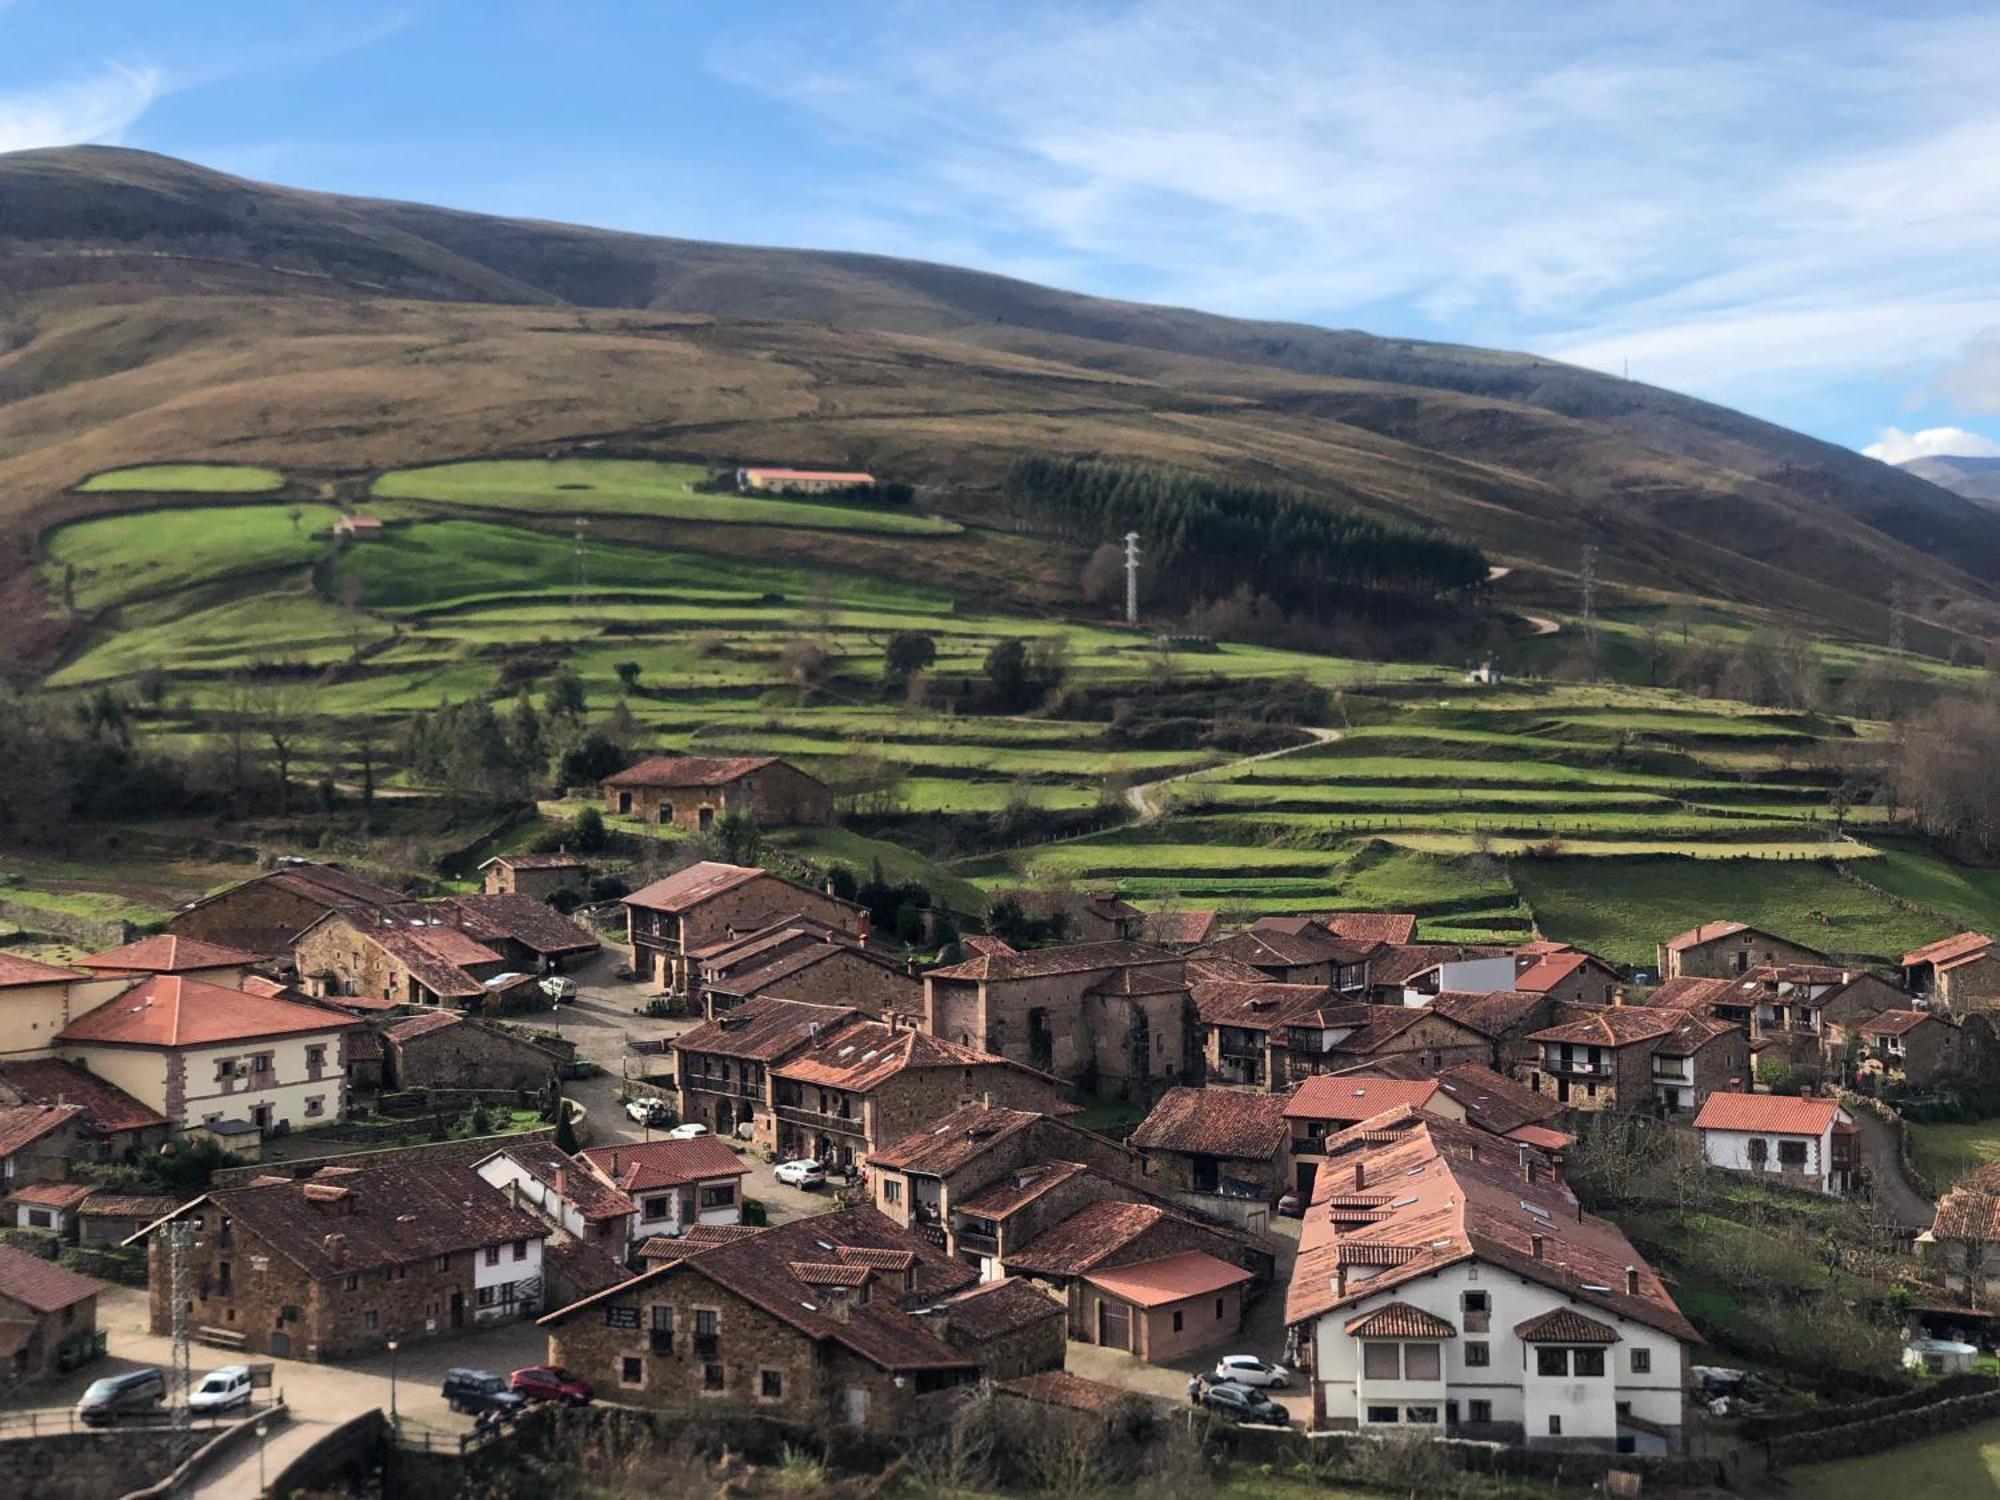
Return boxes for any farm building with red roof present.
[603,755,829,833]
[1692,1091,1857,1196]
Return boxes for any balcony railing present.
[952,1228,999,1256]
[774,1102,864,1134]
[1218,1037,1265,1060]
[686,1075,762,1099]
[1543,1056,1611,1077]
[1651,1065,1692,1082]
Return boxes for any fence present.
[0,897,137,950]
[0,1396,283,1440]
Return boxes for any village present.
[1,748,1998,1498]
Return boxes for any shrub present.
[741,1198,769,1227]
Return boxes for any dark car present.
[510,1364,593,1405]
[1201,1381,1288,1425]
[77,1366,167,1426]
[443,1367,528,1416]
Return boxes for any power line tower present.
[571,517,590,612]
[166,1220,193,1437]
[1122,531,1141,625]
[1579,543,1598,640]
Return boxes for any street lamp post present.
[388,1338,400,1424]
[255,1420,268,1494]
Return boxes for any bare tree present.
[249,681,313,816]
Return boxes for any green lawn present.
[1909,1121,2000,1192]
[46,504,343,611]
[373,458,960,534]
[1850,844,2000,936]
[76,463,285,493]
[1777,1417,2000,1499]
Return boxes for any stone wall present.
[266,1407,384,1499]
[388,1020,561,1093]
[0,1428,190,1500]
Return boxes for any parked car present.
[1201,1381,1288,1425]
[539,976,578,1003]
[774,1158,827,1188]
[77,1366,166,1426]
[187,1364,254,1415]
[666,1122,710,1140]
[443,1367,529,1416]
[625,1097,672,1125]
[1275,1190,1304,1218]
[510,1364,593,1405]
[1213,1355,1290,1388]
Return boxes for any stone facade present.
[718,948,919,1018]
[630,877,863,992]
[1938,952,2000,1012]
[482,859,586,901]
[1523,1027,1748,1115]
[1659,927,1824,981]
[772,1057,1073,1171]
[605,761,830,831]
[383,1017,561,1093]
[0,1281,97,1382]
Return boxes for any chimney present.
[1335,1264,1348,1297]
[396,1213,417,1247]
[824,1287,851,1324]
[1530,1233,1544,1261]
[1467,1141,1479,1164]
[323,1232,346,1266]
[555,1166,568,1200]
[1353,1161,1366,1191]
[1625,1265,1639,1296]
[857,911,871,944]
[1522,1156,1536,1186]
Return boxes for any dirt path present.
[1124,726,1342,821]
[1848,1106,1936,1231]
[1521,613,1561,637]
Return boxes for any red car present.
[509,1365,593,1405]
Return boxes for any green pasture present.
[76,463,285,493]
[47,504,343,612]
[1909,1120,2000,1193]
[1774,1418,2000,1499]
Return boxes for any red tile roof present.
[1285,1075,1442,1123]
[1904,932,1994,969]
[775,1019,1057,1096]
[927,940,1176,983]
[1527,1008,1680,1047]
[482,1141,634,1222]
[1365,943,1509,988]
[1323,913,1418,946]
[1515,1307,1620,1343]
[1513,951,1594,993]
[57,975,356,1048]
[76,1193,179,1220]
[6,1181,93,1210]
[481,853,588,871]
[1648,976,1740,1012]
[1204,923,1370,970]
[953,1161,1091,1220]
[1662,920,1751,952]
[961,936,1019,959]
[1002,1198,1256,1278]
[1142,909,1219,947]
[1428,989,1547,1038]
[605,756,782,788]
[1130,1086,1289,1160]
[994,1369,1136,1415]
[1343,1301,1457,1339]
[0,1060,168,1134]
[1083,1250,1251,1307]
[866,1103,1042,1174]
[741,469,875,485]
[1430,1064,1566,1136]
[1193,980,1328,1030]
[0,1241,102,1312]
[577,1136,751,1193]
[77,935,255,973]
[625,862,782,914]
[0,954,82,988]
[1861,1010,1935,1037]
[1691,1092,1844,1135]
[0,1102,87,1158]
[445,893,599,956]
[675,997,861,1063]
[382,1011,464,1044]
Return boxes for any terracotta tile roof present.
[1286,1111,1695,1344]
[382,1011,464,1044]
[445,894,599,956]
[1083,1249,1252,1307]
[1143,909,1218,947]
[930,1276,1066,1338]
[707,939,909,1005]
[1428,989,1547,1038]
[1343,1301,1457,1339]
[1430,1064,1567,1136]
[1653,1013,1742,1055]
[1663,920,1753,951]
[790,1261,873,1288]
[577,1136,751,1193]
[1002,1201,1208,1278]
[962,936,1019,959]
[58,975,356,1049]
[257,863,408,908]
[482,1140,634,1222]
[1193,980,1328,1030]
[1201,923,1371,971]
[1513,951,1595,993]
[1131,1087,1289,1160]
[543,1235,630,1298]
[994,1370,1137,1415]
[0,954,82,988]
[954,1160,1091,1220]
[741,468,875,484]
[5,1181,93,1210]
[481,853,588,871]
[624,862,799,915]
[1691,1092,1844,1135]
[637,1223,768,1263]
[1528,1008,1679,1048]
[776,1020,1061,1097]
[1507,1123,1576,1152]
[1905,931,1994,968]
[1366,943,1508,988]
[1648,977,1740,1012]
[0,1102,87,1158]
[1933,1175,2000,1242]
[0,1241,102,1313]
[1323,913,1418,946]
[1861,1010,1935,1037]
[78,935,255,973]
[1185,955,1279,986]
[675,997,861,1063]
[866,1103,1042,1174]
[76,1193,179,1220]
[927,939,1176,983]
[1285,1076,1442,1123]
[605,755,782,788]
[1515,1307,1621,1343]
[156,1158,550,1277]
[0,1060,167,1134]
[1085,963,1191,999]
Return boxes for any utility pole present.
[1123,531,1141,625]
[1579,543,1598,641]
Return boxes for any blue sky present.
[5,0,2000,460]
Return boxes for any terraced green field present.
[76,463,285,493]
[50,504,345,611]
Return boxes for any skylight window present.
[1521,1202,1552,1221]
[1393,1195,1419,1207]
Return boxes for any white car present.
[188,1365,253,1414]
[666,1123,710,1140]
[1213,1355,1290,1389]
[624,1098,671,1125]
[774,1158,827,1188]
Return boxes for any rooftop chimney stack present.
[323,1232,346,1265]
[1531,1233,1544,1261]
[396,1213,417,1246]
[1625,1265,1639,1296]
[1353,1162,1367,1190]
[555,1166,568,1199]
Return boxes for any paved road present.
[1849,1105,1935,1231]
[1125,727,1342,821]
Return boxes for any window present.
[698,1184,736,1210]
[760,1369,784,1401]
[1747,1137,1769,1166]
[1778,1139,1809,1167]
[1468,1400,1493,1424]
[1536,1347,1569,1377]
[1172,1310,1184,1333]
[304,1096,324,1118]
[1573,1348,1606,1378]
[621,1357,643,1386]
[703,1362,725,1393]
[1630,1349,1652,1375]
[434,1255,449,1272]
[344,1274,359,1293]
[26,1209,50,1228]
[1405,1406,1439,1423]
[306,1045,326,1074]
[514,1239,529,1261]
[883,1180,901,1206]
[364,1310,379,1331]
[1362,1343,1401,1380]
[1461,1290,1490,1332]
[695,1309,720,1337]
[644,1196,670,1219]
[650,1306,674,1354]
[477,1285,496,1308]
[1365,1406,1399,1424]
[1465,1340,1490,1367]
[1548,1416,1562,1436]
[1404,1344,1442,1381]
[1215,1297,1225,1320]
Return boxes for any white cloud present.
[0,63,163,155]
[1863,426,2000,463]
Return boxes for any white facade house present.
[475,1142,636,1255]
[576,1137,750,1251]
[472,1228,546,1323]
[1691,1092,1856,1196]
[1288,1109,1694,1452]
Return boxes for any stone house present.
[75,1193,179,1249]
[624,863,865,993]
[1195,919,1373,989]
[130,1157,550,1360]
[1691,1092,1858,1195]
[922,1276,1066,1379]
[1288,1111,1694,1449]
[475,1142,635,1256]
[1142,909,1219,950]
[672,998,862,1141]
[1904,932,2000,1013]
[1425,990,1562,1074]
[1129,1087,1292,1226]
[1192,980,1330,1088]
[440,894,601,975]
[1272,1002,1492,1088]
[0,1242,103,1383]
[1704,964,1909,1071]
[56,975,358,1134]
[576,1137,751,1249]
[603,755,830,830]
[0,1060,171,1158]
[770,1018,1074,1172]
[1325,913,1419,947]
[1511,950,1620,1008]
[0,1101,93,1187]
[694,921,918,1018]
[1522,1007,1747,1115]
[380,1012,562,1093]
[166,862,408,960]
[1079,1249,1252,1362]
[1924,1164,2000,1306]
[479,853,588,902]
[1656,921,1825,981]
[538,1207,982,1434]
[292,910,515,1010]
[76,935,258,988]
[1844,1009,1962,1088]
[0,954,131,1064]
